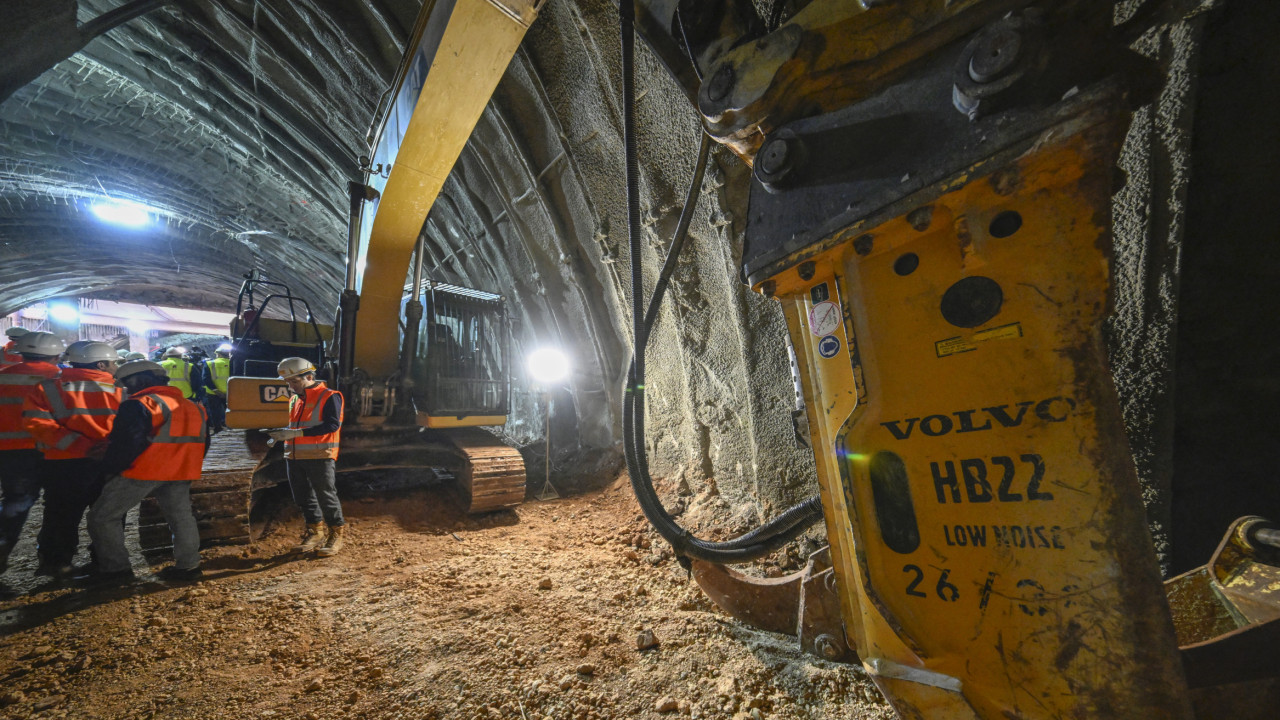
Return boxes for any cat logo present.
[259,384,291,403]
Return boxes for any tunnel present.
[0,1,1278,719]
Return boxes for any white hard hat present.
[163,346,186,358]
[64,339,92,356]
[4,327,29,339]
[124,351,146,361]
[67,341,120,365]
[16,331,66,357]
[277,357,317,379]
[115,359,167,382]
[216,343,233,354]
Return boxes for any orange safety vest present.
[285,382,342,460]
[23,368,122,460]
[0,361,61,451]
[121,385,207,482]
[0,341,22,369]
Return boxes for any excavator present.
[150,0,1280,717]
[136,0,545,554]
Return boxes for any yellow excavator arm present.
[353,0,544,378]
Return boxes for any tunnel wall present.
[421,0,819,521]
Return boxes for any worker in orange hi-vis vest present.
[86,359,208,585]
[23,341,122,577]
[1,326,29,370]
[0,331,65,573]
[267,357,346,558]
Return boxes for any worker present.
[1,327,29,368]
[87,359,208,584]
[203,344,231,433]
[159,346,196,400]
[268,357,346,557]
[23,341,121,576]
[0,331,66,572]
[124,351,146,361]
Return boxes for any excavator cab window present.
[414,283,508,418]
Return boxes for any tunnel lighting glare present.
[126,322,149,335]
[527,348,569,384]
[48,303,80,324]
[90,199,152,228]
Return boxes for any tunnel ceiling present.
[0,0,423,316]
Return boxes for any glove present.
[266,428,303,441]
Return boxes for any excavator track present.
[138,430,260,556]
[445,427,527,514]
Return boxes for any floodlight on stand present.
[527,347,570,501]
[527,347,569,383]
[90,199,152,228]
[48,302,80,324]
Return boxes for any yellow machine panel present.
[417,413,507,429]
[777,103,1192,717]
[224,376,291,430]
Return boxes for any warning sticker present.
[808,301,842,337]
[935,337,976,358]
[936,322,1023,358]
[818,335,841,359]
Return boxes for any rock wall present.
[427,0,819,522]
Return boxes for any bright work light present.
[48,302,80,324]
[91,199,152,228]
[527,347,569,384]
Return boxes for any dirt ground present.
[0,476,893,720]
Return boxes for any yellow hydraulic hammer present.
[640,0,1241,716]
[774,101,1191,717]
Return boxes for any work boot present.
[157,565,204,582]
[315,524,345,558]
[34,562,74,579]
[292,523,325,553]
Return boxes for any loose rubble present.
[0,477,891,719]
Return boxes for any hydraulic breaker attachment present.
[730,3,1194,716]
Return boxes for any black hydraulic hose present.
[620,2,823,564]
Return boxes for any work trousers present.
[88,476,200,573]
[0,449,43,551]
[286,458,344,527]
[205,394,226,431]
[37,458,107,566]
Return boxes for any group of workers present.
[157,344,232,432]
[0,325,347,584]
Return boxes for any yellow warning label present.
[973,322,1024,343]
[936,322,1023,358]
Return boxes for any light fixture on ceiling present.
[47,302,80,324]
[90,199,153,228]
